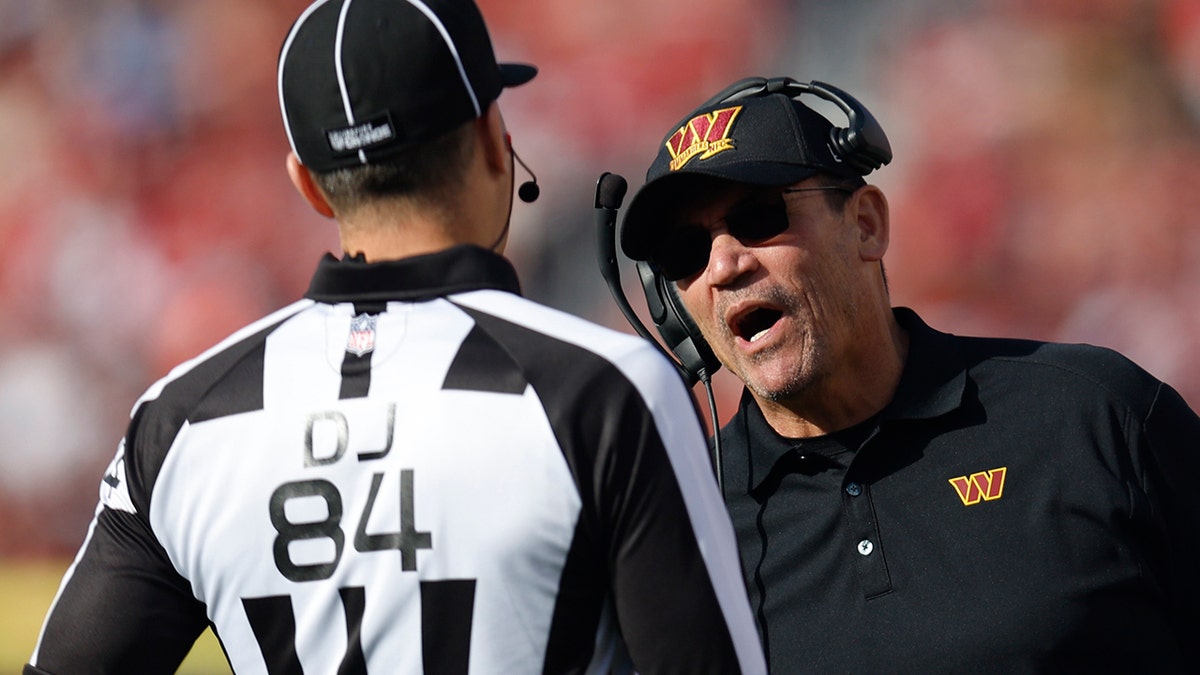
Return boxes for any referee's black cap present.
[278,0,537,173]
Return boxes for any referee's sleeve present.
[26,422,209,674]
[588,345,766,675]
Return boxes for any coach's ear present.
[852,184,889,262]
[286,152,335,219]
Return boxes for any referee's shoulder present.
[130,299,314,420]
[451,290,683,395]
[455,290,672,364]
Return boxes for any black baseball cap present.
[620,88,863,262]
[278,0,537,172]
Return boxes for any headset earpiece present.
[635,260,719,385]
[805,80,892,174]
[660,276,720,379]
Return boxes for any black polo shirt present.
[721,307,1200,673]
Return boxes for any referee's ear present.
[286,152,336,219]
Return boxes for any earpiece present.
[635,260,720,386]
[807,80,892,175]
[512,149,540,203]
[505,132,540,203]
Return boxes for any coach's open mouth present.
[733,307,783,344]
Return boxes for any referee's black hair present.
[312,121,475,215]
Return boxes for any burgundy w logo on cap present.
[664,106,742,171]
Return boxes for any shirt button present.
[857,539,874,556]
[846,482,863,496]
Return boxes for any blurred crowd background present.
[1,0,1198,559]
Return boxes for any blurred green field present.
[2,559,232,674]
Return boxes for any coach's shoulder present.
[1023,340,1157,388]
[966,334,1166,410]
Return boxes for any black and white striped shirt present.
[27,245,765,675]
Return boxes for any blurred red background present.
[1,0,1197,558]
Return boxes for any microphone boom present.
[593,173,676,357]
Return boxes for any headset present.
[596,77,892,489]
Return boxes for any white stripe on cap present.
[332,0,366,163]
[403,0,482,116]
[277,0,334,161]
[278,0,482,168]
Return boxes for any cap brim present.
[620,163,820,261]
[500,63,537,88]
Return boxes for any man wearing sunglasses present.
[617,77,1200,672]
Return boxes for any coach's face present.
[664,177,890,413]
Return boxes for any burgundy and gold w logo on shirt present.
[948,467,1007,505]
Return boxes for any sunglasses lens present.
[726,200,790,242]
[651,195,792,281]
[655,226,712,281]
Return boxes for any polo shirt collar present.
[305,244,522,303]
[881,307,968,422]
[736,307,968,493]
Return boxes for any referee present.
[24,1,765,673]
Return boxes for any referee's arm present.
[25,417,209,674]
[588,346,766,675]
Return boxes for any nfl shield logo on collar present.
[346,313,377,357]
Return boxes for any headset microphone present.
[512,149,540,203]
[594,172,662,348]
[593,171,724,491]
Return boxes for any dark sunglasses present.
[649,186,854,281]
